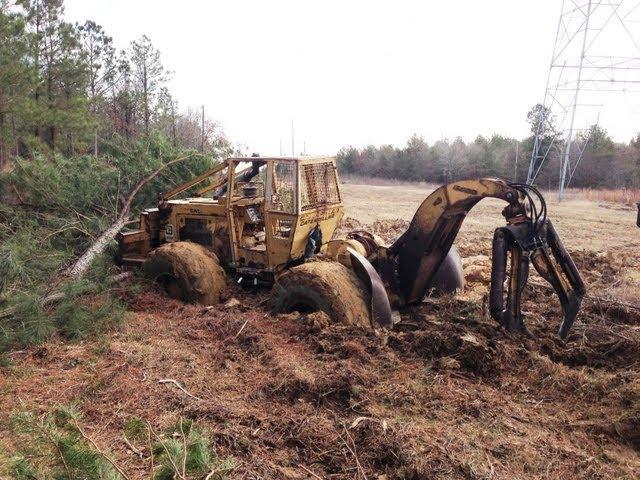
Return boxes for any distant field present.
[341,181,638,250]
[570,187,640,206]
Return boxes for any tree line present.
[0,0,229,165]
[337,105,640,190]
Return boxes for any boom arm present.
[161,160,229,200]
[388,178,519,303]
[380,178,585,338]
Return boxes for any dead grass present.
[571,187,640,206]
[1,181,640,479]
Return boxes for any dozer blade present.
[348,247,395,329]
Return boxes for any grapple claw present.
[489,227,529,335]
[489,218,586,338]
[530,220,586,338]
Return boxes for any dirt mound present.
[336,217,410,244]
[570,249,620,285]
[370,219,410,243]
[337,216,363,232]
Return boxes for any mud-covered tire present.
[144,242,225,305]
[272,261,371,327]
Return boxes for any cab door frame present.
[264,159,299,270]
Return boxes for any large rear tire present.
[144,242,225,305]
[272,261,371,327]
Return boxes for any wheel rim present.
[284,294,320,314]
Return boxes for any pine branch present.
[71,418,131,480]
[63,153,197,278]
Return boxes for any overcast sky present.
[63,0,640,155]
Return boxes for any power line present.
[527,0,640,199]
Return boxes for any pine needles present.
[0,138,216,354]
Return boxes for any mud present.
[273,260,371,327]
[144,241,226,305]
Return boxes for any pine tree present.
[23,0,91,153]
[130,35,167,136]
[78,20,115,155]
[0,2,32,165]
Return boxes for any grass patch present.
[8,406,234,480]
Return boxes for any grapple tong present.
[490,184,586,338]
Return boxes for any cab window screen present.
[300,162,340,211]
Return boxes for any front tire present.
[144,242,226,305]
[272,261,371,327]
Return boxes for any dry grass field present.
[342,182,638,250]
[1,181,639,479]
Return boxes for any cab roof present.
[228,156,334,164]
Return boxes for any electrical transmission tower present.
[527,0,640,198]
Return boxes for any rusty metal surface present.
[348,247,394,329]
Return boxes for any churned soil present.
[2,185,640,479]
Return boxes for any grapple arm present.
[378,178,585,337]
[387,178,520,305]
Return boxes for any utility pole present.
[514,142,519,182]
[279,139,282,156]
[291,120,295,156]
[200,105,205,153]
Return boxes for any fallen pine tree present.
[0,138,221,352]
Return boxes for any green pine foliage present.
[11,406,121,480]
[0,136,220,353]
[150,418,234,480]
[0,1,233,356]
[10,407,234,480]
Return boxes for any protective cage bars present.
[300,162,341,211]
